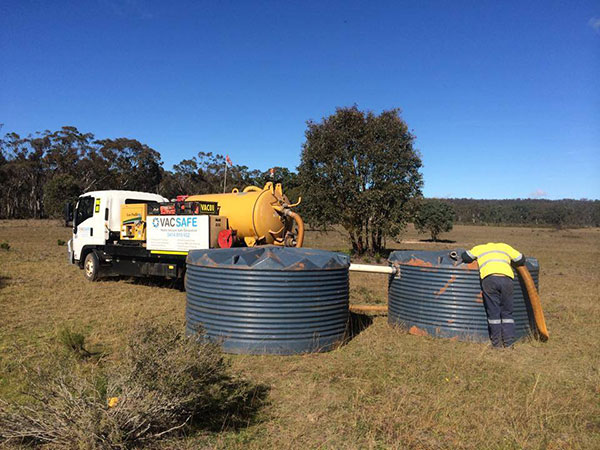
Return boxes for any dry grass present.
[0,323,266,448]
[1,220,599,449]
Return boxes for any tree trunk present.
[357,231,364,254]
[364,220,369,254]
[370,229,377,254]
[350,232,359,253]
[370,227,384,254]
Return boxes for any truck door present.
[72,196,105,262]
[104,197,111,241]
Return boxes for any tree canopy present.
[297,106,423,254]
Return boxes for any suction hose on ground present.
[516,265,549,341]
[349,305,388,314]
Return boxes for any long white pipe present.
[349,263,396,275]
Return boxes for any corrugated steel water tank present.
[388,250,539,341]
[186,247,350,355]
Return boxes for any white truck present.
[67,190,227,281]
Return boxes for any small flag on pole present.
[226,155,233,166]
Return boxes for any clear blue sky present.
[1,0,598,199]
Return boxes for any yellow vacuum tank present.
[187,182,304,247]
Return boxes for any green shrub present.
[57,327,93,359]
[57,239,66,246]
[414,200,455,241]
[0,242,9,251]
[0,324,268,448]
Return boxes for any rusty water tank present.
[388,250,539,341]
[186,247,349,354]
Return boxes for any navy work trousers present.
[481,275,515,347]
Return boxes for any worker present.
[461,243,526,348]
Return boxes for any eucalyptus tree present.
[298,106,423,254]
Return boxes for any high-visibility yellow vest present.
[466,243,523,279]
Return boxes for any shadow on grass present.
[345,248,395,263]
[96,275,185,291]
[198,382,271,433]
[343,311,374,345]
[128,276,185,291]
[418,238,457,243]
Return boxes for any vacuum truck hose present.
[516,265,549,341]
[285,209,305,248]
[349,305,388,314]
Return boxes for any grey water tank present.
[186,247,350,355]
[388,250,539,341]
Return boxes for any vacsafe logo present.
[152,217,198,228]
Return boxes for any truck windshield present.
[74,196,95,227]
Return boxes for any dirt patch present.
[408,325,429,337]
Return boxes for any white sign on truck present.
[147,215,210,252]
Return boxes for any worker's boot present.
[488,322,502,348]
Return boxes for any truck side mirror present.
[64,202,74,227]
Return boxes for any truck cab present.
[69,190,168,265]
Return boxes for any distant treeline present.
[446,198,600,228]
[1,126,598,228]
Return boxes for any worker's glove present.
[460,251,475,264]
[512,254,526,266]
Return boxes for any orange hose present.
[516,265,549,341]
[286,210,304,248]
[350,305,388,314]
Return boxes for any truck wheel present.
[83,252,100,281]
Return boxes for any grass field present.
[1,220,599,449]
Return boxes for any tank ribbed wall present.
[388,251,539,342]
[186,247,349,355]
